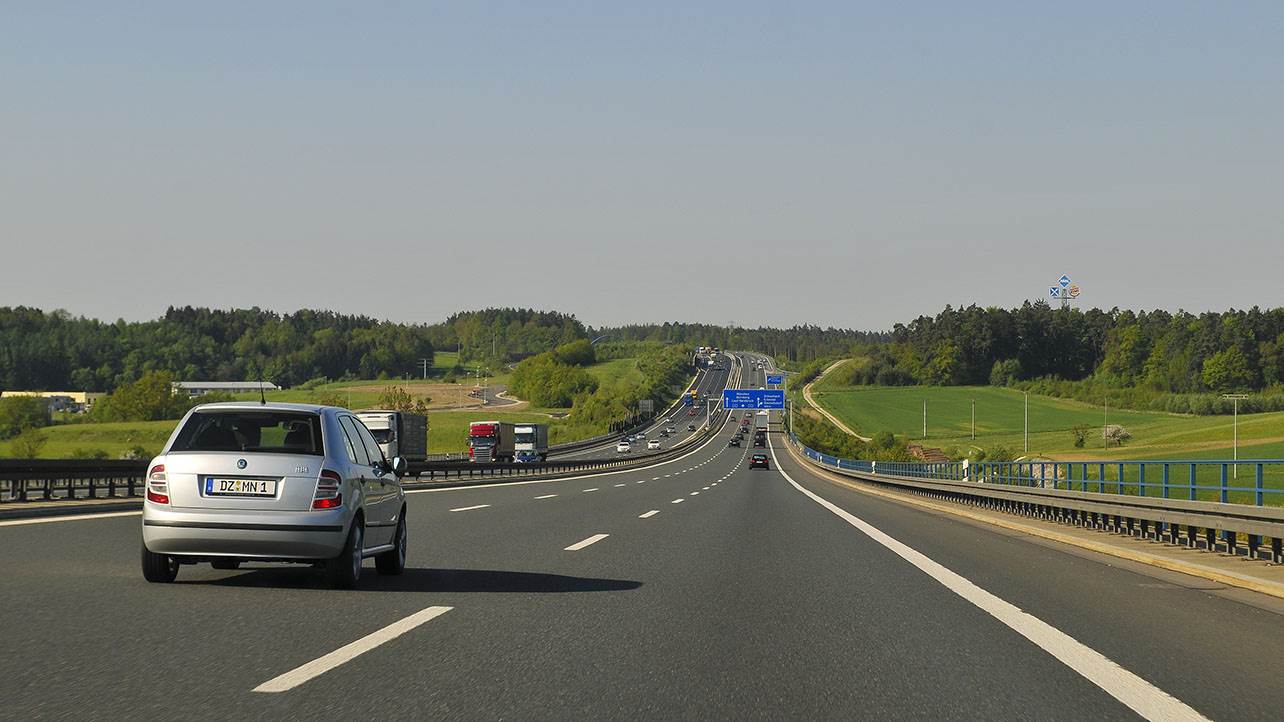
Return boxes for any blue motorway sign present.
[722,389,785,409]
[766,374,783,385]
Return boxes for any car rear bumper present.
[142,503,350,559]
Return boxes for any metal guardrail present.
[789,433,1284,564]
[0,459,149,503]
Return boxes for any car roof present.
[190,401,330,413]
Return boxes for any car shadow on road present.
[192,567,643,593]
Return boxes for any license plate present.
[205,478,277,497]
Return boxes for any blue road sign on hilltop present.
[1059,274,1071,288]
[766,374,783,385]
[723,389,785,409]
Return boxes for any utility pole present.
[923,399,927,439]
[420,358,429,380]
[1023,391,1029,455]
[1222,393,1249,478]
[1104,397,1108,450]
[971,398,976,441]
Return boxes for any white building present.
[172,381,280,398]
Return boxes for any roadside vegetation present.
[808,383,1284,462]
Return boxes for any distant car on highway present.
[665,426,676,434]
[753,437,766,447]
[749,453,769,469]
[729,437,741,447]
[687,423,697,431]
[647,439,661,450]
[616,440,631,453]
[140,402,408,589]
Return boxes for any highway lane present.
[4,356,1284,718]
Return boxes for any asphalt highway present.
[3,353,1283,720]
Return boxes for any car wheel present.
[141,544,179,583]
[210,559,241,570]
[327,520,364,589]
[376,509,407,576]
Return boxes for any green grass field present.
[809,383,1284,505]
[810,385,1284,461]
[0,419,177,459]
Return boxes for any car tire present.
[210,559,241,570]
[141,544,179,583]
[376,510,407,576]
[327,520,364,589]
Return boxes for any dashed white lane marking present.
[767,440,1210,722]
[651,477,661,481]
[671,498,685,504]
[0,511,140,527]
[636,481,646,484]
[614,483,626,487]
[582,488,599,493]
[664,474,672,478]
[639,510,660,519]
[565,533,610,551]
[449,505,490,512]
[690,492,700,496]
[253,606,453,693]
[702,486,710,490]
[535,494,558,499]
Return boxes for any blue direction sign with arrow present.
[723,389,785,409]
[766,374,783,385]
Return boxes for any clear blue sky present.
[3,2,1282,329]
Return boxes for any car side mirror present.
[390,456,408,477]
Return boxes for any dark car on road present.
[749,453,769,469]
[753,437,766,447]
[729,437,741,447]
[687,423,697,431]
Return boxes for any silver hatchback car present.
[141,402,408,589]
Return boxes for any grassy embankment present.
[808,374,1284,503]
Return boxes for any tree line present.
[845,302,1284,414]
[595,322,886,364]
[0,306,437,392]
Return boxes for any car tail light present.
[312,469,343,510]
[146,464,169,504]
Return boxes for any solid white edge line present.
[766,438,1209,722]
[252,606,453,693]
[639,510,660,519]
[565,533,609,551]
[0,510,140,527]
[449,504,491,512]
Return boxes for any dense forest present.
[845,303,1284,414]
[595,322,885,363]
[0,306,438,391]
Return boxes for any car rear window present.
[170,410,324,456]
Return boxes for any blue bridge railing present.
[789,433,1284,507]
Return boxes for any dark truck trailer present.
[468,421,515,462]
[355,410,428,463]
